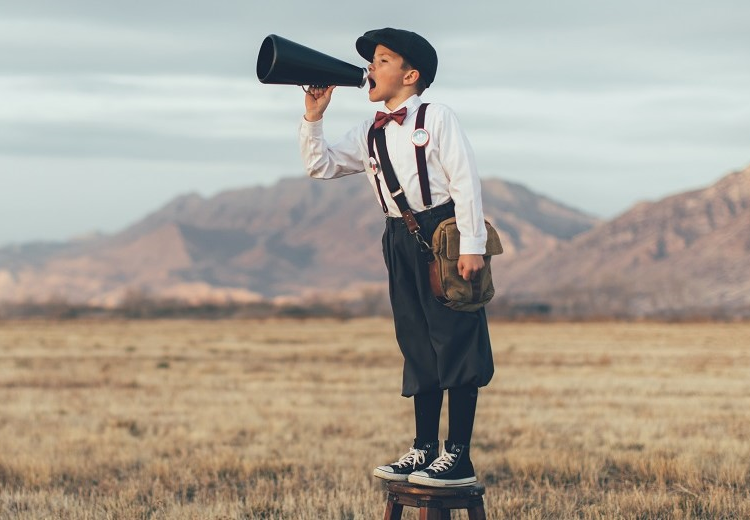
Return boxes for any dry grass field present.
[0,318,749,519]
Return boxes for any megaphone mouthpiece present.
[257,34,367,88]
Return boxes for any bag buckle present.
[414,231,433,254]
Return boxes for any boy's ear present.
[403,68,420,87]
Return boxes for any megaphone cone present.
[257,34,367,88]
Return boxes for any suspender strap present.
[372,128,421,234]
[367,103,432,213]
[367,124,388,214]
[415,103,431,207]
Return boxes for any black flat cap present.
[356,28,438,88]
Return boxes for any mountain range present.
[1,164,748,318]
[500,165,750,317]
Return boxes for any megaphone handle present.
[301,85,333,93]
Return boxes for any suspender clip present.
[415,232,433,255]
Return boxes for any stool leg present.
[467,504,486,520]
[419,508,450,520]
[384,500,403,520]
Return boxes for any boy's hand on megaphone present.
[304,86,335,122]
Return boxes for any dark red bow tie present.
[374,107,408,129]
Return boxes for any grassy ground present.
[0,318,748,519]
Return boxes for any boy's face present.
[367,44,419,108]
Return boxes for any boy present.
[299,28,494,487]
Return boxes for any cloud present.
[0,74,371,165]
[0,17,242,75]
[434,83,750,215]
[1,0,749,245]
[0,155,293,246]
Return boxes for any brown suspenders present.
[414,103,431,208]
[368,103,431,215]
[367,103,433,253]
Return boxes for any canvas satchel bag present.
[428,217,503,312]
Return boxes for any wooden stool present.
[383,481,487,520]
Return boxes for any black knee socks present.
[414,389,442,444]
[414,385,478,446]
[448,384,478,446]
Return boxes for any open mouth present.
[368,77,376,90]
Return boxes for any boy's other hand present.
[304,86,336,122]
[457,254,484,281]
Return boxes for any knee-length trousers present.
[382,202,495,397]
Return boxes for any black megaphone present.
[256,34,367,88]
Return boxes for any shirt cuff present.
[459,236,487,256]
[300,116,324,132]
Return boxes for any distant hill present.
[500,165,750,318]
[2,165,748,318]
[0,175,597,308]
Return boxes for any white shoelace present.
[394,448,427,469]
[426,449,456,472]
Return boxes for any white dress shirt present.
[299,94,487,255]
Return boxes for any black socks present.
[414,385,478,447]
[414,389,443,443]
[447,384,478,446]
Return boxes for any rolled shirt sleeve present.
[299,117,369,179]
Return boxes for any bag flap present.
[441,218,503,260]
[484,221,504,255]
[441,219,461,260]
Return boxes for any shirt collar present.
[389,94,422,116]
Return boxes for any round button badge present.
[411,128,430,147]
[369,157,380,174]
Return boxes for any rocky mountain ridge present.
[500,166,750,317]
[0,175,596,308]
[2,164,748,318]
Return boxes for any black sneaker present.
[373,440,439,481]
[407,442,477,487]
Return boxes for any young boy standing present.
[299,28,494,487]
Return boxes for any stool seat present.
[383,481,486,520]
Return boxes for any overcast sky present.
[1,0,749,246]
